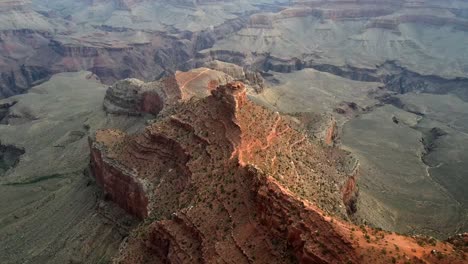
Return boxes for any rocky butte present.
[90,76,467,263]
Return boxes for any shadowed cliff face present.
[90,81,466,264]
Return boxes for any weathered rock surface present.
[90,81,467,263]
[0,0,280,98]
[1,0,467,262]
[103,78,167,116]
[201,60,266,93]
[102,67,243,116]
[2,0,467,99]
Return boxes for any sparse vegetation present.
[364,234,371,243]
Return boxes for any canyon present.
[0,0,467,263]
[2,0,468,98]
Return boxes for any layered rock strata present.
[103,68,238,116]
[90,81,466,264]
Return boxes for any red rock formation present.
[102,68,237,116]
[324,119,337,146]
[90,81,467,263]
[140,91,164,115]
[89,130,149,219]
[174,68,234,100]
[341,171,358,215]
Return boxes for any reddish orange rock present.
[90,82,467,264]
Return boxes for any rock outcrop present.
[103,78,170,116]
[90,81,467,264]
[202,60,266,93]
[103,68,239,116]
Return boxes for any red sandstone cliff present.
[89,81,467,263]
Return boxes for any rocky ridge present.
[90,78,466,263]
[102,66,265,116]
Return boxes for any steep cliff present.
[90,81,466,264]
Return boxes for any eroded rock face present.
[0,0,264,99]
[103,68,241,116]
[89,130,150,219]
[2,0,467,99]
[103,78,165,116]
[90,81,466,264]
[270,0,468,31]
[202,60,266,93]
